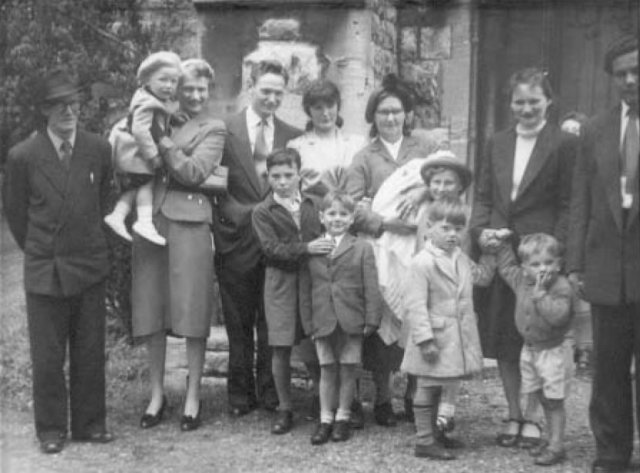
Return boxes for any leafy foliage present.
[0,0,186,339]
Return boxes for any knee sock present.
[414,404,435,446]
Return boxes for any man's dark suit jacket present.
[211,108,302,266]
[4,129,112,296]
[567,105,640,305]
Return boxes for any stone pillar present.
[190,0,387,136]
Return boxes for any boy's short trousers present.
[314,325,362,366]
[520,339,574,400]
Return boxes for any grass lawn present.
[1,218,636,473]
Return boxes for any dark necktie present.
[60,140,72,169]
[623,107,639,200]
[254,118,269,190]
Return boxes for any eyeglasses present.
[47,101,81,113]
[375,108,405,117]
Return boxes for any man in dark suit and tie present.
[567,36,639,473]
[212,60,302,416]
[3,70,113,453]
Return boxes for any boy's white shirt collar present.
[273,190,302,211]
[325,233,346,247]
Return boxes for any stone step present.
[168,325,498,379]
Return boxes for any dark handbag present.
[199,165,228,194]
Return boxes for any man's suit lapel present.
[516,124,554,200]
[595,107,624,231]
[228,110,263,197]
[493,130,516,207]
[35,132,68,196]
[57,131,92,231]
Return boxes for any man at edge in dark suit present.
[3,70,114,454]
[212,60,302,416]
[567,36,639,473]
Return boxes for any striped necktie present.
[60,140,72,169]
[254,118,269,190]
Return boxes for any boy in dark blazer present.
[3,70,113,453]
[252,148,333,435]
[567,36,640,473]
[300,191,382,445]
[211,60,302,416]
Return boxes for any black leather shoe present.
[72,431,114,443]
[271,410,293,435]
[331,420,351,442]
[180,402,202,432]
[373,401,397,427]
[414,442,456,460]
[349,399,365,430]
[140,396,167,429]
[229,405,254,417]
[435,430,465,449]
[311,423,333,445]
[40,438,64,454]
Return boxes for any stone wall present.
[368,0,398,83]
[398,0,473,163]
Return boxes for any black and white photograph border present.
[1,0,638,472]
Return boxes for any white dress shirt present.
[620,101,640,209]
[47,128,76,161]
[380,136,403,161]
[246,106,274,154]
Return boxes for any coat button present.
[198,198,203,204]
[162,176,168,183]
[187,194,193,200]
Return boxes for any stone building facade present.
[142,0,637,172]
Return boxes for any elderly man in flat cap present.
[3,69,114,453]
[567,36,639,473]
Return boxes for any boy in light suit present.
[301,191,382,445]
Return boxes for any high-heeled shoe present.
[140,396,167,429]
[180,401,202,432]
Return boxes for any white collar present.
[379,136,403,160]
[47,127,76,151]
[326,232,346,247]
[247,106,273,128]
[516,120,546,139]
[273,190,302,208]
[424,239,461,259]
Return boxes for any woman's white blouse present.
[288,130,367,192]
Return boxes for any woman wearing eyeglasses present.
[346,74,438,427]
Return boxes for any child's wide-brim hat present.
[41,69,82,104]
[420,150,473,191]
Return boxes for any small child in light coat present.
[104,51,181,245]
[492,231,574,467]
[401,200,495,461]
